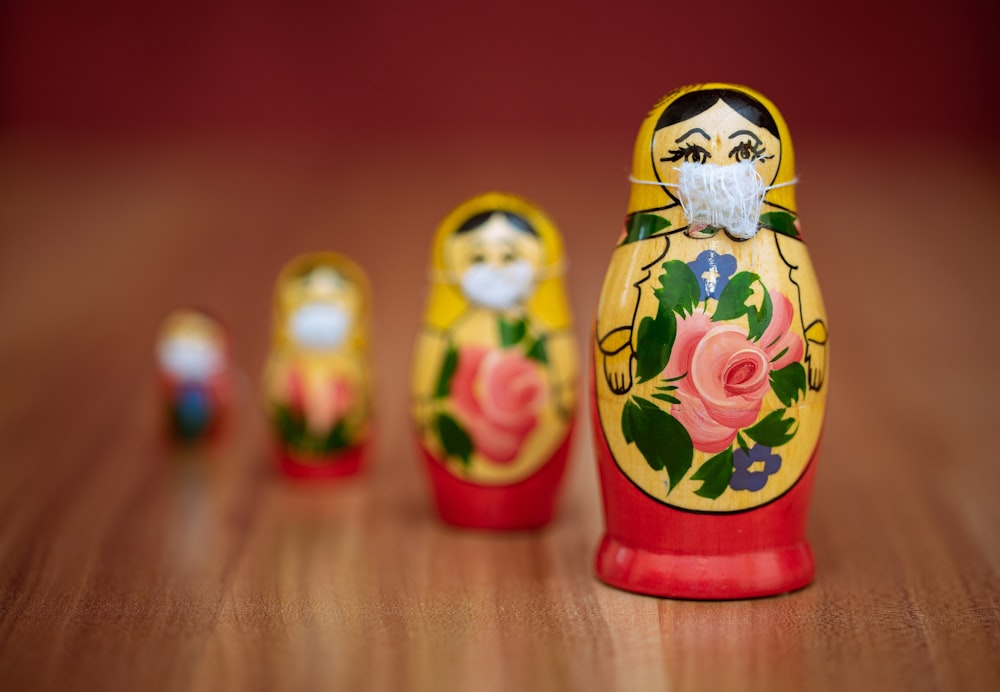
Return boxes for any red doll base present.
[277,443,367,480]
[419,427,574,530]
[590,390,819,600]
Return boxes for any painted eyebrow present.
[675,128,710,143]
[728,130,762,143]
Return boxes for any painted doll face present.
[651,99,781,190]
[443,213,545,311]
[157,311,225,382]
[280,266,360,350]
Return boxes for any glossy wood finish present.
[0,136,998,691]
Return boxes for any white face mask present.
[158,336,223,382]
[675,160,767,240]
[289,302,351,350]
[460,260,536,310]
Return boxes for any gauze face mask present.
[460,260,536,310]
[289,302,351,350]
[630,160,794,240]
[675,160,766,239]
[158,336,223,382]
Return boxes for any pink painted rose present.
[288,370,355,435]
[451,346,546,463]
[665,292,803,453]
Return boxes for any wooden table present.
[1,134,997,691]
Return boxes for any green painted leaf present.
[654,260,701,317]
[622,397,693,491]
[760,211,800,238]
[621,398,639,445]
[634,306,677,384]
[746,287,773,342]
[691,448,734,499]
[526,336,548,363]
[434,343,459,398]
[744,409,798,447]
[625,213,672,244]
[770,362,807,407]
[274,405,302,444]
[321,419,352,453]
[632,263,700,386]
[437,412,473,466]
[737,432,750,453]
[713,271,758,321]
[651,392,681,405]
[713,271,773,341]
[498,317,528,347]
[273,405,355,454]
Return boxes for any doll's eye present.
[471,253,486,263]
[501,251,517,264]
[662,144,711,164]
[728,140,770,162]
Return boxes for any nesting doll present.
[411,193,578,529]
[263,253,372,478]
[156,309,231,442]
[591,84,829,598]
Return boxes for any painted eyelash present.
[728,140,772,162]
[661,143,711,164]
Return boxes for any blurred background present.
[3,0,997,142]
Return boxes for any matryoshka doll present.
[263,253,372,479]
[411,192,577,529]
[592,84,829,598]
[156,308,232,443]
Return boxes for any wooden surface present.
[0,133,998,691]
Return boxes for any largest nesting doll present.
[592,84,829,598]
[411,192,578,530]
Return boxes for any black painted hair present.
[655,88,779,139]
[455,211,537,236]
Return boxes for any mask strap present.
[627,175,798,191]
[428,259,567,285]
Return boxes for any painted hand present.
[599,327,634,395]
[804,320,828,391]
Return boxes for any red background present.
[2,0,997,146]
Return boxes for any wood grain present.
[0,134,997,691]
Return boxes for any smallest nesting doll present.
[263,253,373,479]
[410,192,578,529]
[156,308,232,443]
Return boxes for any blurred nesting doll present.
[591,84,829,598]
[263,253,372,479]
[156,308,232,443]
[411,193,578,529]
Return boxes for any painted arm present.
[410,327,452,438]
[598,327,634,394]
[595,236,668,395]
[544,329,579,420]
[775,233,828,392]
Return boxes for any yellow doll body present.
[594,84,828,511]
[411,193,577,485]
[264,254,372,462]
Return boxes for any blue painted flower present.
[687,250,737,301]
[729,445,782,492]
